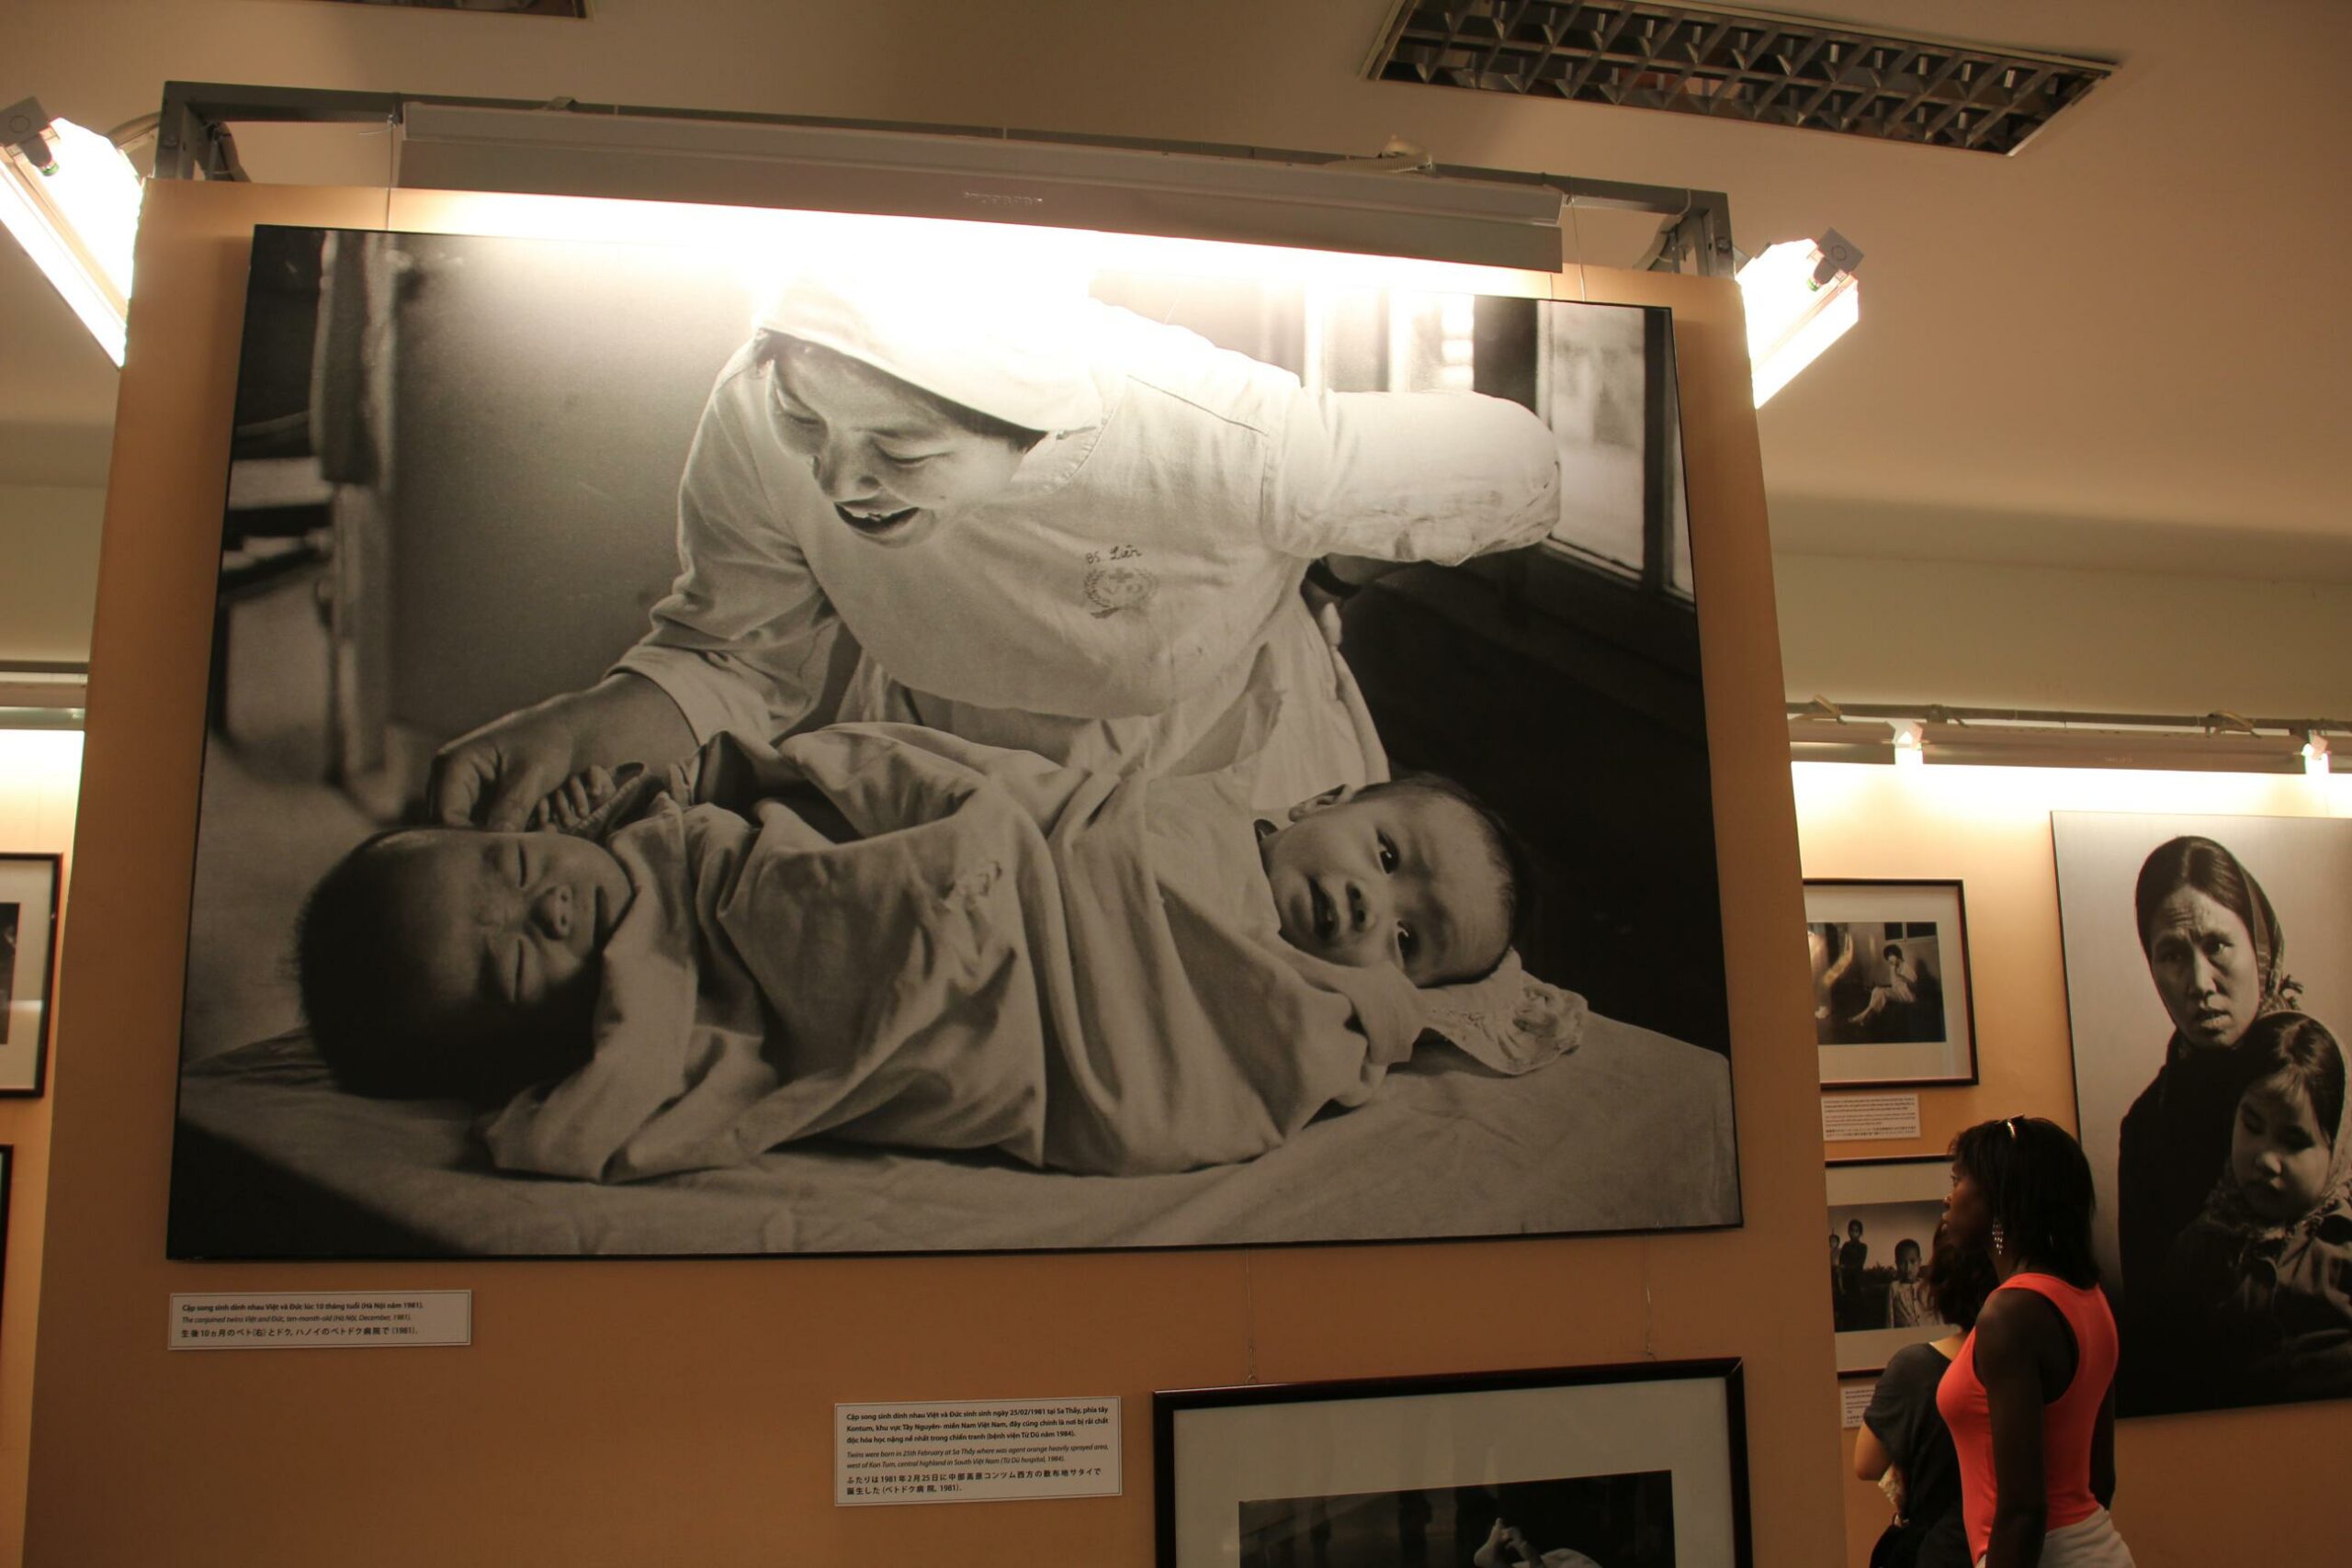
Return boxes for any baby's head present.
[297,825,631,1100]
[1258,773,1524,989]
[2228,1011,2345,1223]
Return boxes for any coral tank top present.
[1937,1273,2117,1563]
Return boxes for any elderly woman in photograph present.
[2116,836,2301,1309]
[428,249,1561,827]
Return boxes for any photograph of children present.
[1826,1157,1953,1374]
[1238,1470,1675,1568]
[168,220,1743,1259]
[0,903,17,1044]
[1804,881,1976,1088]
[2053,811,2352,1416]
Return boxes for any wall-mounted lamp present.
[1888,718,1926,769]
[0,98,142,366]
[1736,229,1861,407]
[2306,732,2332,779]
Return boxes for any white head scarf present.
[754,243,1104,434]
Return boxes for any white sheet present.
[174,1010,1739,1257]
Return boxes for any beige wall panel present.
[1796,761,2352,1566]
[27,180,1836,1566]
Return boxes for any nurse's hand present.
[430,674,695,830]
[430,694,594,831]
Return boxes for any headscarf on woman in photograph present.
[428,241,1563,828]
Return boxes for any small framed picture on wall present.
[1826,1156,1956,1376]
[0,853,62,1096]
[1156,1361,1751,1568]
[1805,879,1977,1088]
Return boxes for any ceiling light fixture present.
[2305,732,2332,779]
[1736,230,1860,406]
[0,98,142,366]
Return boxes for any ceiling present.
[6,0,2350,582]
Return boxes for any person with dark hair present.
[1838,1218,1872,1327]
[2163,1012,2352,1404]
[1889,1236,1934,1328]
[1937,1116,2133,1567]
[426,245,1564,834]
[2119,837,2299,1303]
[1857,1224,1998,1568]
[1853,942,1919,1028]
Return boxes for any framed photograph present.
[169,219,1744,1260]
[1826,1156,1953,1376]
[1155,1360,1749,1568]
[1805,879,1977,1088]
[0,853,62,1096]
[2053,811,2352,1418]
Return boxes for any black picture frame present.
[0,852,62,1098]
[1154,1359,1750,1568]
[1804,878,1979,1089]
[1825,1154,1955,1376]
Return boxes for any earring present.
[1991,1221,2007,1258]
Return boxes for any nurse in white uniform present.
[429,254,1562,826]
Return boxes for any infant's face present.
[1259,786,1508,988]
[2232,1079,2331,1221]
[770,344,1029,549]
[372,828,630,1033]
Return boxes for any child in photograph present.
[2163,1011,2352,1403]
[1851,942,1917,1026]
[297,671,1579,1182]
[1888,1236,1939,1327]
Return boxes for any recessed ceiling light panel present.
[1369,2,2113,155]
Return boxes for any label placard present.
[169,1291,472,1349]
[1842,1381,1876,1428]
[1822,1092,1922,1143]
[836,1397,1122,1506]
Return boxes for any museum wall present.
[20,179,1844,1567]
[0,491,101,667]
[1794,760,2352,1568]
[0,730,79,1568]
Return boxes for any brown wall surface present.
[1798,761,2352,1567]
[23,179,1841,1566]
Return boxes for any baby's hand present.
[529,764,638,833]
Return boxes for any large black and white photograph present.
[1157,1363,1747,1568]
[1826,1156,1954,1375]
[0,854,61,1096]
[1804,880,1975,1088]
[169,216,1739,1258]
[1238,1469,1675,1568]
[2053,811,2352,1416]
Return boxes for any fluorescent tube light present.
[1736,231,1860,407]
[0,99,142,366]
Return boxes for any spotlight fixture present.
[1736,230,1860,406]
[1889,718,1926,769]
[2305,733,2332,779]
[0,97,142,366]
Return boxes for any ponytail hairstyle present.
[1950,1115,2100,1287]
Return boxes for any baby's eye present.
[876,448,944,469]
[1375,833,1399,874]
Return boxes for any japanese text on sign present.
[836,1397,1121,1506]
[168,1291,472,1350]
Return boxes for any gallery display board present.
[28,179,1838,1567]
[1794,761,2352,1568]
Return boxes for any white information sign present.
[1841,1381,1876,1429]
[836,1396,1122,1506]
[1822,1091,1922,1143]
[168,1290,472,1350]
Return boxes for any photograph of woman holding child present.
[168,221,1742,1259]
[2053,815,2352,1416]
